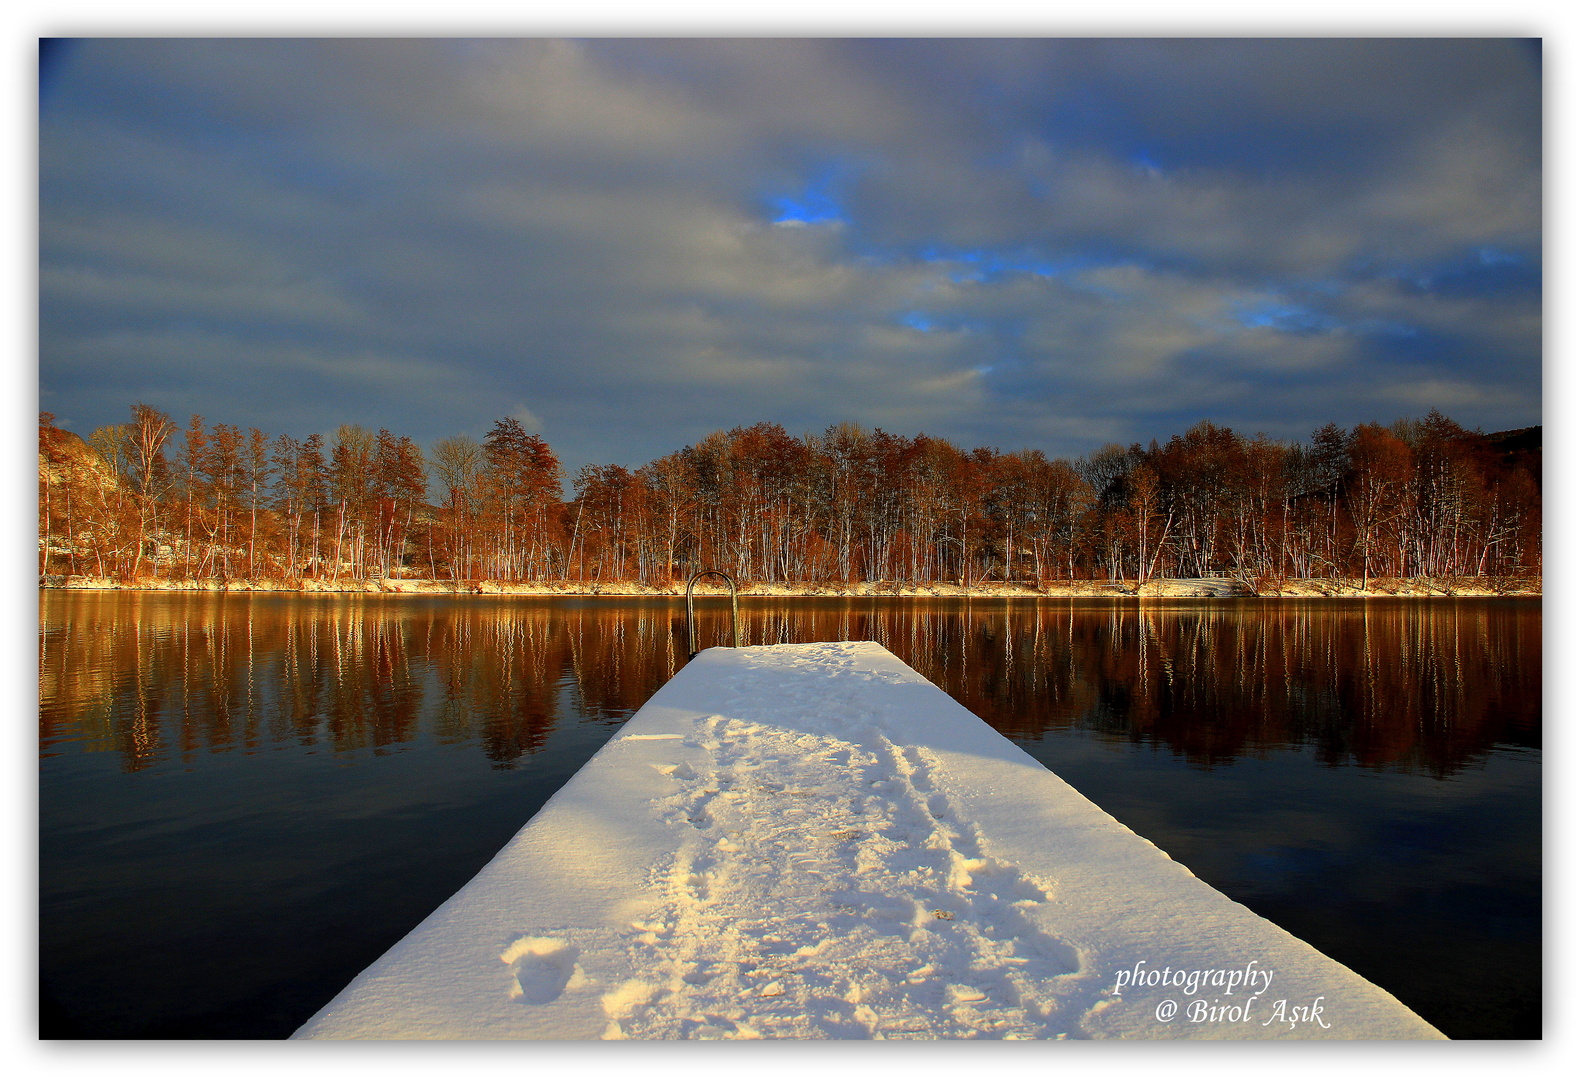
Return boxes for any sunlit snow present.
[296,642,1442,1040]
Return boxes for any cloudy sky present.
[38,37,1541,478]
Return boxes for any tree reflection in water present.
[39,594,1537,777]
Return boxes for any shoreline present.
[38,574,1540,599]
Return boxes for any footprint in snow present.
[501,936,586,1005]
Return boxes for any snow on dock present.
[294,641,1443,1040]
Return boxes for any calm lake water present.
[38,592,1541,1039]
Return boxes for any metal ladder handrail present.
[685,570,741,658]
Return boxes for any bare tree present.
[433,435,483,581]
[1345,423,1412,589]
[244,427,272,579]
[124,403,176,579]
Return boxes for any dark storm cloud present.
[39,38,1539,476]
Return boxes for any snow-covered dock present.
[294,642,1443,1040]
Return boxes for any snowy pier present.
[294,642,1443,1040]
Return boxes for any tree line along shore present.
[37,576,1538,599]
[39,408,1540,597]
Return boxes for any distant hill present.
[39,424,117,489]
[1486,425,1541,486]
[1486,425,1540,454]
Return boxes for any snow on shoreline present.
[40,574,1537,599]
[295,642,1442,1040]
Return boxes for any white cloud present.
[509,403,545,432]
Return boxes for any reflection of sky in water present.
[39,594,1539,1039]
[1245,844,1347,882]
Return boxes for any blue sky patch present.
[765,163,851,225]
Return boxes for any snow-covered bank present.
[39,574,1537,598]
[294,642,1442,1040]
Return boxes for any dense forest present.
[38,407,1541,590]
